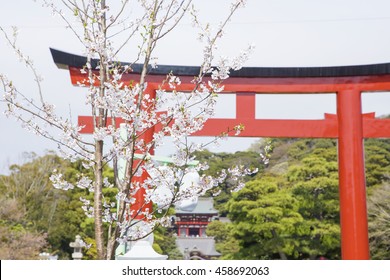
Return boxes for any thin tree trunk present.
[94,140,105,259]
[93,0,108,260]
[106,236,116,260]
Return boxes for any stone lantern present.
[69,235,84,260]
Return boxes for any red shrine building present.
[175,197,218,237]
[174,197,221,259]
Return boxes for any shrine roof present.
[51,48,390,78]
[175,197,218,215]
[176,237,221,257]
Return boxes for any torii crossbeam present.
[51,48,390,260]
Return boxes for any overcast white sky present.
[2,0,390,173]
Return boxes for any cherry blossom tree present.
[1,0,263,259]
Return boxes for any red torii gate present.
[51,48,390,260]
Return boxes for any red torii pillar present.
[51,48,390,259]
[337,90,367,259]
[127,86,157,220]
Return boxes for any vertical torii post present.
[51,48,390,259]
[127,86,156,220]
[337,89,368,259]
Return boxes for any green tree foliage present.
[286,150,340,259]
[364,139,390,189]
[194,150,263,216]
[0,153,67,258]
[206,220,239,259]
[227,177,304,259]
[0,197,47,259]
[368,184,390,259]
[220,139,342,259]
[0,152,103,259]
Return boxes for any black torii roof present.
[50,48,390,78]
